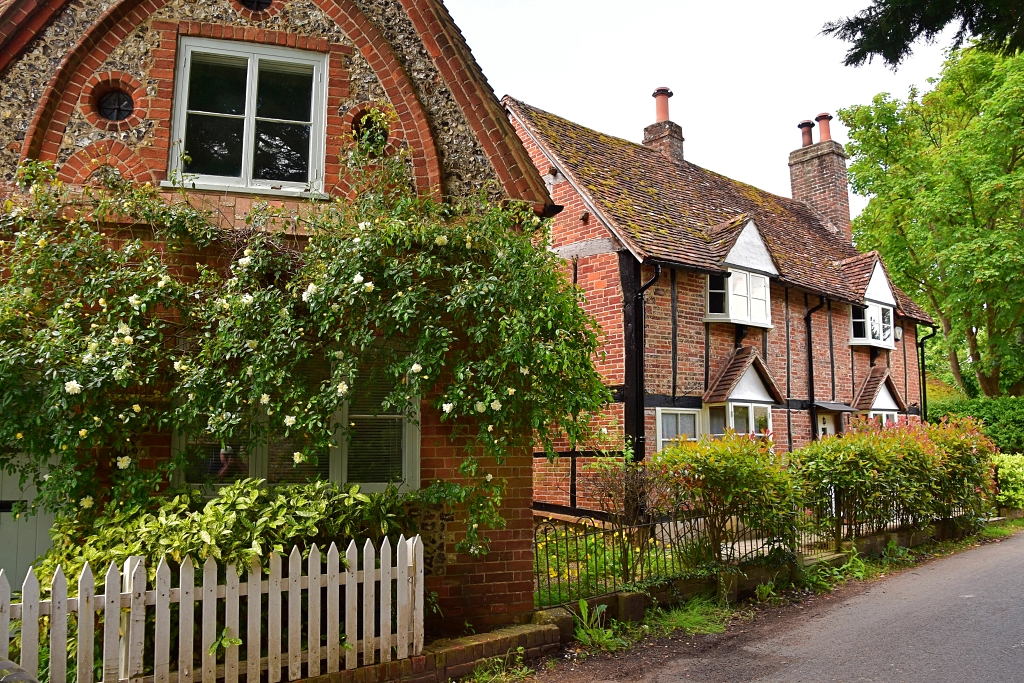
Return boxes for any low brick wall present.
[300,624,560,683]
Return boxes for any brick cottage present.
[0,0,557,632]
[504,91,935,515]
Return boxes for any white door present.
[818,414,836,437]
[0,469,54,581]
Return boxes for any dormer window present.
[850,303,894,348]
[170,38,328,194]
[705,269,772,327]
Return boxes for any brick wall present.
[788,140,852,242]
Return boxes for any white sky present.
[445,0,957,217]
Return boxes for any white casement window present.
[705,270,772,327]
[170,38,328,193]
[706,403,772,438]
[656,409,700,451]
[866,411,898,425]
[175,382,420,494]
[850,303,895,348]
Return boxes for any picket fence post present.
[0,535,425,683]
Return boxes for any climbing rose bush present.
[0,109,610,554]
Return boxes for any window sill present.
[849,339,895,350]
[160,180,329,200]
[702,317,774,330]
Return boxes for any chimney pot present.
[652,87,673,123]
[798,120,815,147]
[815,113,833,142]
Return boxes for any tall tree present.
[824,0,1024,67]
[840,49,1024,397]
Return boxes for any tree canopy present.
[824,0,1024,68]
[840,49,1024,398]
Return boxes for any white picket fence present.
[0,536,424,683]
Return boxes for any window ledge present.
[160,180,329,200]
[702,317,774,330]
[849,339,895,350]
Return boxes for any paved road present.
[654,532,1024,682]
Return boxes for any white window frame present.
[655,408,701,451]
[704,269,773,328]
[866,411,899,425]
[704,402,773,438]
[169,37,328,194]
[850,302,895,349]
[172,400,420,494]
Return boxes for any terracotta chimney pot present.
[652,87,673,123]
[798,120,815,147]
[815,113,833,142]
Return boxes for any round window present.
[239,0,273,10]
[97,90,135,122]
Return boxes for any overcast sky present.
[445,0,957,217]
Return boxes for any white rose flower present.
[123,335,133,345]
[118,323,131,335]
[353,273,364,284]
[284,415,297,427]
[237,256,252,269]
[520,366,530,375]
[132,404,142,413]
[79,496,94,509]
[157,275,171,288]
[358,222,370,230]
[64,380,82,395]
[353,237,361,244]
[442,402,454,414]
[485,473,493,482]
[490,399,502,411]
[128,294,142,307]
[435,235,448,246]
[301,283,318,303]
[601,427,609,435]
[244,248,252,256]
[98,298,107,307]
[475,401,486,413]
[116,456,131,470]
[241,294,254,306]
[507,388,516,396]
[260,393,271,405]
[336,382,349,396]
[293,452,305,464]
[411,363,422,374]
[487,424,493,433]
[79,428,88,438]
[363,282,374,293]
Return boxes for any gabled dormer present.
[839,253,898,349]
[705,219,779,328]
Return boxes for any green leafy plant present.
[932,397,1024,452]
[754,581,779,604]
[993,454,1024,509]
[573,599,628,652]
[460,646,533,683]
[207,628,243,656]
[881,539,914,567]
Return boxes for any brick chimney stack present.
[789,113,852,242]
[643,87,684,164]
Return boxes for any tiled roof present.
[835,251,929,321]
[852,366,908,411]
[703,347,786,404]
[505,97,932,323]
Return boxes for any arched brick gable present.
[17,0,443,195]
[59,139,155,184]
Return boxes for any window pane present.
[709,274,726,292]
[257,60,314,122]
[734,405,750,434]
[751,297,768,323]
[184,114,244,177]
[869,307,881,340]
[347,417,404,483]
[661,413,678,440]
[730,272,747,295]
[882,307,892,341]
[349,380,403,416]
[750,276,766,300]
[188,54,248,115]
[267,438,330,484]
[709,291,726,315]
[852,306,866,338]
[183,441,249,486]
[253,121,310,182]
[753,406,770,434]
[679,413,697,439]
[709,406,726,435]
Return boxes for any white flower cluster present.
[116,456,131,470]
[64,380,82,395]
[302,283,318,302]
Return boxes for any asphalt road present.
[655,532,1024,683]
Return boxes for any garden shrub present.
[652,432,800,563]
[930,396,1024,453]
[992,454,1024,509]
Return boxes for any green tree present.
[840,49,1024,397]
[0,109,611,554]
[824,0,1024,68]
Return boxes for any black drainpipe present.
[917,325,938,421]
[633,263,662,461]
[805,295,827,441]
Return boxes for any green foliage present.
[0,107,610,554]
[803,550,866,593]
[573,599,628,652]
[795,418,996,534]
[932,396,1024,453]
[34,478,411,591]
[460,647,533,683]
[840,49,1024,397]
[645,596,732,635]
[881,539,914,567]
[823,0,1024,67]
[652,432,800,563]
[992,453,1024,509]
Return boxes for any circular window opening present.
[239,0,273,10]
[97,90,135,122]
